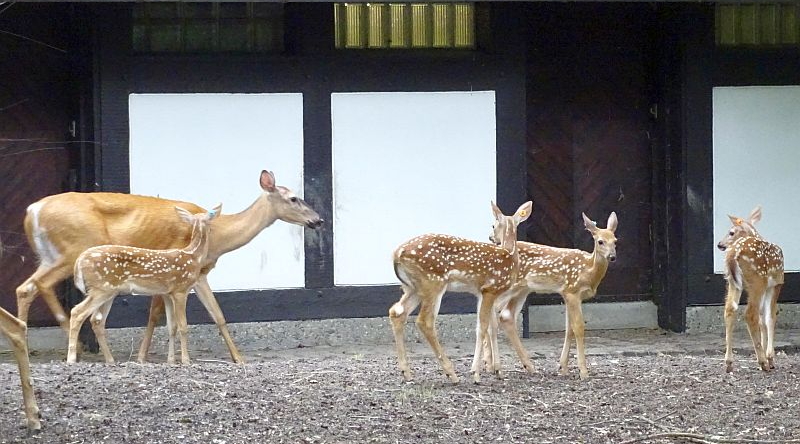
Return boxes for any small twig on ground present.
[350,415,390,421]
[634,414,672,431]
[619,432,800,444]
[195,358,235,365]
[290,370,338,384]
[563,397,590,410]
[450,391,530,416]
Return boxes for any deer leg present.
[559,302,574,376]
[137,295,166,363]
[499,294,535,374]
[192,276,243,364]
[388,286,421,382]
[744,288,770,372]
[471,295,485,375]
[472,295,497,384]
[474,300,498,377]
[415,287,459,383]
[68,290,112,363]
[566,296,589,379]
[766,284,782,369]
[723,281,742,373]
[162,296,177,365]
[89,300,116,363]
[171,292,192,365]
[487,298,504,379]
[16,260,72,329]
[759,288,770,368]
[0,308,41,431]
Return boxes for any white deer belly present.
[445,270,482,294]
[119,280,172,296]
[524,276,563,294]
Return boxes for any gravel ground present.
[2,344,800,444]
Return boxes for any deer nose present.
[717,243,726,251]
[308,218,324,229]
[608,254,617,262]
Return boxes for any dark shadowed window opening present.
[132,2,284,53]
[716,3,800,46]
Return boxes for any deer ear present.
[728,214,744,226]
[582,213,597,233]
[174,206,194,223]
[749,206,762,225]
[490,201,503,220]
[607,212,618,232]
[514,201,533,224]
[208,203,223,220]
[260,170,276,192]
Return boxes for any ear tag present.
[734,218,743,226]
[209,209,218,217]
[519,210,527,217]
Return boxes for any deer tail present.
[725,253,743,291]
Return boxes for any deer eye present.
[598,240,605,246]
[290,197,298,203]
[729,230,735,236]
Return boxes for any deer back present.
[725,236,784,290]
[394,234,518,295]
[28,192,203,269]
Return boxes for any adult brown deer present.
[389,201,532,383]
[717,206,784,373]
[484,212,618,380]
[1,237,41,431]
[68,205,220,364]
[16,170,322,363]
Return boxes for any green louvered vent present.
[334,3,475,49]
[716,3,800,45]
[133,3,284,53]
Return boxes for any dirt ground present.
[2,339,800,444]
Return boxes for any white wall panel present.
[332,91,497,286]
[713,86,800,273]
[129,93,306,290]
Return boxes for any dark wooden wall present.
[525,3,658,304]
[0,3,88,326]
[91,3,530,327]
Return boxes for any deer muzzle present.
[306,218,324,229]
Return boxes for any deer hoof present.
[725,362,734,373]
[471,372,481,384]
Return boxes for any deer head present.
[582,212,618,262]
[717,205,762,251]
[259,170,324,229]
[490,200,533,252]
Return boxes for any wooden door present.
[525,3,657,304]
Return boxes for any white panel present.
[713,86,800,273]
[129,93,306,290]
[332,91,497,286]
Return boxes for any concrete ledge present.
[686,303,800,334]
[9,301,659,358]
[528,301,659,333]
[14,315,482,357]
